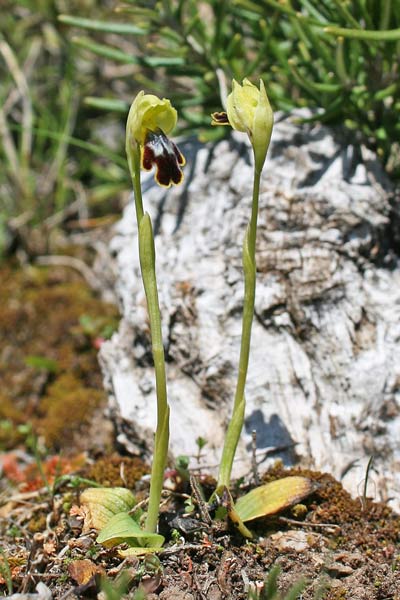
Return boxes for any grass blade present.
[58,14,146,35]
[84,97,129,112]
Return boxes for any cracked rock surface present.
[99,112,400,510]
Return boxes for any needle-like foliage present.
[61,0,400,176]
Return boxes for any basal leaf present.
[118,546,165,557]
[97,512,164,549]
[80,487,136,531]
[235,476,314,522]
[219,487,253,539]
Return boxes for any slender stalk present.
[127,143,144,223]
[127,141,169,534]
[217,165,261,489]
[140,215,170,533]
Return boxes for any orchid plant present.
[124,79,275,532]
[126,80,276,526]
[82,79,312,549]
[211,79,274,493]
[125,92,185,534]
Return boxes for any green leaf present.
[323,26,400,41]
[71,37,137,64]
[84,97,129,113]
[97,512,164,549]
[58,14,146,35]
[80,487,137,531]
[72,37,186,68]
[235,476,314,523]
[143,56,186,67]
[24,355,59,373]
[264,565,280,598]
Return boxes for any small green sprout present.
[170,528,182,543]
[175,454,190,482]
[195,436,208,464]
[0,547,13,595]
[17,423,52,494]
[184,496,196,514]
[100,569,135,600]
[248,565,306,600]
[196,436,207,451]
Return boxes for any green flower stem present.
[127,143,144,223]
[139,215,170,534]
[217,165,261,490]
[127,142,170,534]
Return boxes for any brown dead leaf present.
[0,501,15,518]
[68,559,105,586]
[69,504,86,520]
[43,541,57,555]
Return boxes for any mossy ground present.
[0,263,118,452]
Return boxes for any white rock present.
[98,111,400,511]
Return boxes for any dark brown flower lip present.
[211,111,230,126]
[141,128,185,188]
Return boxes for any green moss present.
[37,374,104,449]
[0,264,119,452]
[27,513,47,534]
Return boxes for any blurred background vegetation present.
[1,0,399,257]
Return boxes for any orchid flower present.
[126,91,185,188]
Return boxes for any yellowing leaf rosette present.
[235,476,314,523]
[79,487,136,532]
